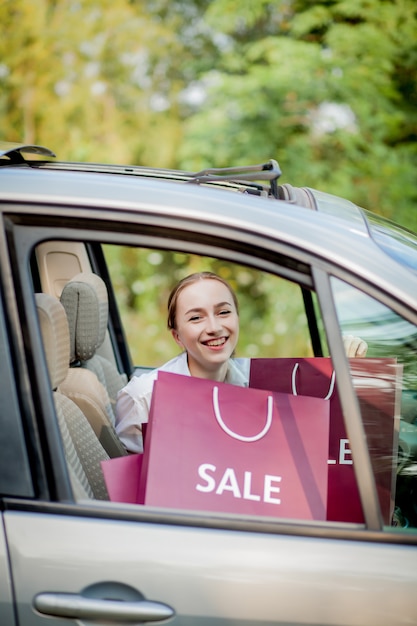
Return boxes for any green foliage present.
[179,0,417,230]
[0,0,195,164]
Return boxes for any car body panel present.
[0,524,15,626]
[4,508,417,626]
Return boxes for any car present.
[1,141,417,626]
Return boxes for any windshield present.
[365,211,417,274]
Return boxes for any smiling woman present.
[115,272,248,453]
[167,272,241,380]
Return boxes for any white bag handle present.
[291,362,336,400]
[212,386,273,442]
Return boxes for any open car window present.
[27,238,416,532]
[103,246,316,368]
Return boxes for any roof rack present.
[0,142,56,163]
[188,159,282,198]
[0,142,282,198]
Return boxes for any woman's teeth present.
[206,337,226,347]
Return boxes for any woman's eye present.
[218,309,231,316]
[189,315,202,322]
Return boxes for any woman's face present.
[171,278,239,380]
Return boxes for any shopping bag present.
[101,453,143,504]
[249,358,401,524]
[138,371,330,520]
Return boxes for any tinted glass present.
[331,277,417,529]
[0,290,33,497]
[365,211,417,273]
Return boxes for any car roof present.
[1,144,417,313]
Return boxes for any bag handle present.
[291,362,336,400]
[212,386,273,442]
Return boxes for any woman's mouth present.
[204,337,227,348]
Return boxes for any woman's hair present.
[167,271,239,330]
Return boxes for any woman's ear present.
[171,328,183,348]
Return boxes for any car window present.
[24,236,414,532]
[330,277,417,529]
[103,246,341,523]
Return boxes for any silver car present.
[1,142,416,626]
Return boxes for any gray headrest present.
[60,273,108,363]
[36,293,70,389]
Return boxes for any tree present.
[178,0,417,230]
[0,0,209,165]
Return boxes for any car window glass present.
[365,211,417,274]
[330,277,417,530]
[0,291,33,497]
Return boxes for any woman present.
[115,272,248,453]
[115,271,367,453]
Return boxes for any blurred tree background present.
[2,0,416,226]
[2,0,416,363]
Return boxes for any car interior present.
[34,242,129,495]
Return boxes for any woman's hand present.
[343,335,368,358]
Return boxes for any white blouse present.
[115,352,249,453]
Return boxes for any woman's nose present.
[205,314,222,333]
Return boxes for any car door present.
[2,209,417,626]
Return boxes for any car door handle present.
[34,591,175,623]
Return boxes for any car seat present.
[58,364,127,458]
[60,272,128,415]
[35,292,110,500]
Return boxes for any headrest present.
[35,293,70,389]
[60,272,108,363]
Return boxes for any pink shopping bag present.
[249,358,401,524]
[138,371,330,520]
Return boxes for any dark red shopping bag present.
[101,425,149,504]
[101,453,143,504]
[249,358,401,524]
[138,371,330,520]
